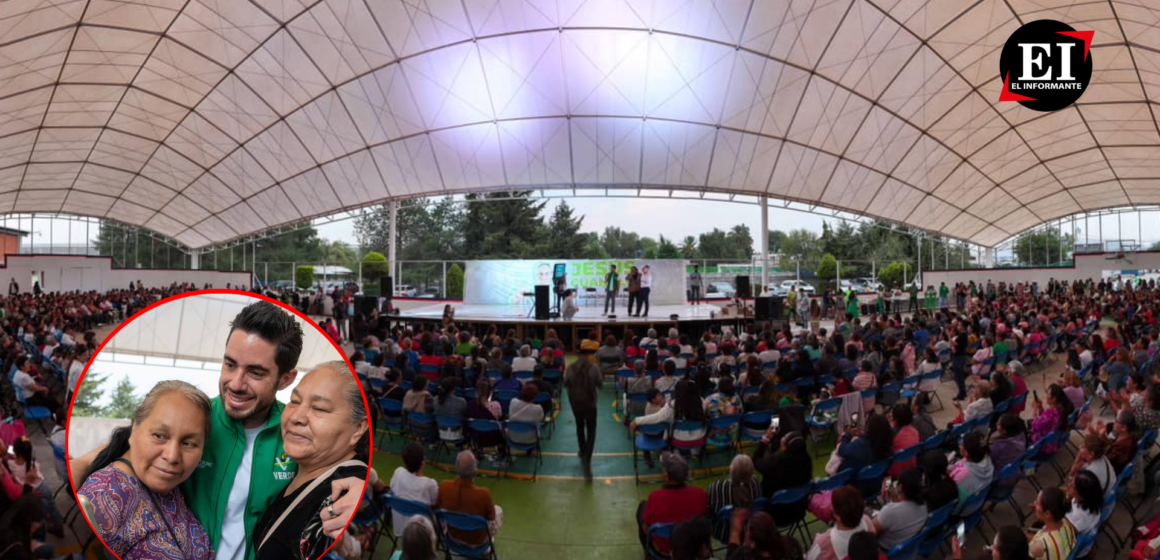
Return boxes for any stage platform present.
[389,300,757,351]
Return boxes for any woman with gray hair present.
[512,345,537,374]
[78,380,215,559]
[706,454,760,543]
[388,515,439,560]
[252,361,369,560]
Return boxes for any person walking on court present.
[564,348,604,481]
[604,264,620,316]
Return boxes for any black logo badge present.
[998,19,1093,112]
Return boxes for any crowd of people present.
[367,275,1160,560]
[0,281,208,559]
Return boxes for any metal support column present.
[190,252,200,270]
[761,196,769,293]
[388,201,398,282]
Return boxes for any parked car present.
[417,287,441,298]
[394,284,418,297]
[706,282,736,298]
[771,280,815,296]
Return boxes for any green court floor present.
[369,382,834,560]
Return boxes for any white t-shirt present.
[1083,456,1115,495]
[388,467,438,535]
[641,272,652,289]
[68,361,85,394]
[13,370,36,395]
[512,357,537,372]
[217,427,262,560]
[61,333,76,346]
[1067,500,1099,535]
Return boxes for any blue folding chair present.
[467,419,509,469]
[534,391,556,438]
[740,410,774,443]
[770,485,813,547]
[633,423,668,483]
[704,414,740,458]
[494,390,519,418]
[435,510,498,559]
[984,461,1025,529]
[406,412,438,444]
[645,522,675,560]
[505,421,542,480]
[887,531,923,560]
[806,396,842,456]
[855,460,890,502]
[435,414,468,460]
[14,384,51,435]
[384,494,437,553]
[922,430,949,452]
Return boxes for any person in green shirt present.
[876,288,885,314]
[924,285,937,310]
[938,282,949,309]
[907,283,919,313]
[72,300,364,560]
[845,288,859,318]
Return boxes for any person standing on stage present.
[639,265,652,318]
[626,266,642,317]
[555,273,568,312]
[689,264,703,305]
[562,289,579,321]
[564,348,604,481]
[604,264,620,315]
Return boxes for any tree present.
[657,235,681,259]
[1014,227,1073,266]
[544,201,588,257]
[295,265,314,290]
[816,253,839,282]
[681,236,697,258]
[71,372,108,417]
[581,233,609,259]
[361,251,389,278]
[103,377,141,419]
[96,223,188,269]
[877,261,908,289]
[599,227,644,257]
[463,191,548,258]
[1150,241,1160,251]
[781,229,821,263]
[446,263,465,299]
[767,230,788,255]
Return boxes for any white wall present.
[920,251,1160,286]
[0,255,252,293]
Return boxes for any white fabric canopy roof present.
[102,293,343,371]
[0,0,1157,248]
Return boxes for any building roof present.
[0,0,1155,248]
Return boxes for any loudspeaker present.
[736,276,751,298]
[755,296,784,320]
[380,276,393,298]
[534,285,550,320]
[755,296,771,320]
[355,295,377,315]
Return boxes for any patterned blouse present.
[79,465,214,560]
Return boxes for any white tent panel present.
[105,293,343,371]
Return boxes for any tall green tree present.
[599,227,644,258]
[462,191,547,258]
[680,236,697,258]
[544,201,587,257]
[96,224,188,269]
[1014,227,1073,266]
[657,235,681,258]
[72,372,108,417]
[767,230,788,255]
[781,229,821,263]
[102,377,140,419]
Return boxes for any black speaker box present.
[534,285,550,320]
[736,276,751,298]
[380,276,393,299]
[355,295,377,315]
[755,296,772,320]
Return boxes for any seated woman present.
[872,467,927,552]
[806,485,874,560]
[704,377,741,448]
[989,413,1028,470]
[1028,487,1076,560]
[253,361,369,560]
[1030,385,1074,455]
[507,385,545,445]
[77,380,215,560]
[706,455,759,544]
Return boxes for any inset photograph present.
[66,291,371,560]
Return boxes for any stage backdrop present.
[464,259,688,306]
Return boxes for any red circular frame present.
[63,288,374,560]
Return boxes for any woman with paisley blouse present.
[78,380,215,560]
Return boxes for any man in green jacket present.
[72,300,363,560]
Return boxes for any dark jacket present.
[752,438,812,526]
[564,359,603,411]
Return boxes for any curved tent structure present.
[0,0,1156,248]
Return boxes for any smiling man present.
[72,300,363,560]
